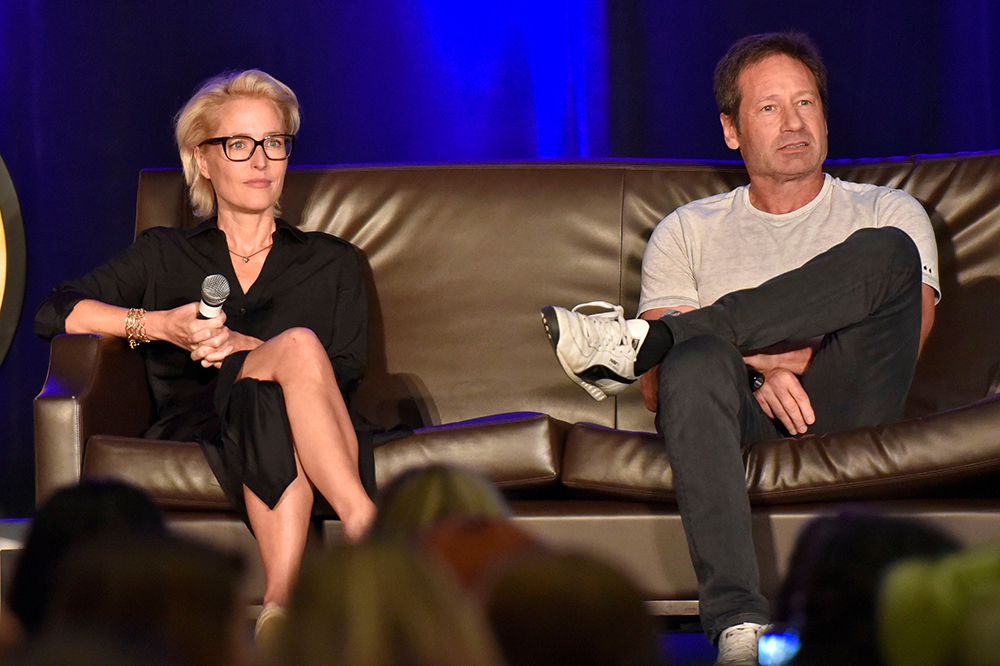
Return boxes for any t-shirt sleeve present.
[638,211,701,315]
[34,230,159,340]
[328,245,368,397]
[876,189,941,302]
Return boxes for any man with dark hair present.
[541,32,938,665]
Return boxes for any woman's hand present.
[145,302,234,368]
[191,328,263,368]
[146,302,224,351]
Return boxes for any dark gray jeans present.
[655,227,924,642]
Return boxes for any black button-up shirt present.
[35,217,368,441]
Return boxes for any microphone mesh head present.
[201,274,231,307]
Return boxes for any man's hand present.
[743,339,819,375]
[754,368,814,435]
[641,365,660,412]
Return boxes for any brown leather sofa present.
[34,154,1000,614]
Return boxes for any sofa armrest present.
[34,334,152,506]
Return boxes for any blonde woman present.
[365,464,511,542]
[274,544,507,666]
[35,70,375,635]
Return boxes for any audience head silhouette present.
[6,480,167,635]
[274,543,506,666]
[366,464,510,542]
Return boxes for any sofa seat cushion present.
[562,395,1000,503]
[374,412,568,489]
[83,436,230,510]
[83,412,567,511]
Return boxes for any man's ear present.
[194,147,211,180]
[721,113,740,150]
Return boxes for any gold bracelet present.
[124,308,149,349]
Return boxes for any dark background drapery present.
[0,0,996,516]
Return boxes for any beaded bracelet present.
[125,308,149,349]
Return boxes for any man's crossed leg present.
[541,227,923,661]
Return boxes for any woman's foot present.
[254,603,288,652]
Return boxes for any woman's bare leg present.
[239,328,376,541]
[244,454,313,607]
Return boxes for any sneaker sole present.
[541,307,609,401]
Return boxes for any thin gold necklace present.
[228,243,273,264]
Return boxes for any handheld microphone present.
[198,274,231,319]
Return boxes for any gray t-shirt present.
[638,174,940,315]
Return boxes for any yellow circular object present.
[0,153,25,368]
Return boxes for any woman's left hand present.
[191,327,263,368]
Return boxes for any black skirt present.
[199,350,380,527]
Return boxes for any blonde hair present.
[365,464,511,542]
[174,70,300,218]
[276,544,506,666]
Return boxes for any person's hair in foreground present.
[42,534,249,666]
[713,31,829,129]
[6,480,167,635]
[6,630,178,666]
[174,69,300,217]
[772,509,960,666]
[483,550,668,666]
[879,545,1000,666]
[272,543,506,666]
[418,514,541,590]
[365,464,511,542]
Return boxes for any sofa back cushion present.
[137,153,1000,434]
[614,154,1000,431]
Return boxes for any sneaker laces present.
[570,301,639,357]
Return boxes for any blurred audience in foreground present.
[419,514,540,590]
[3,480,167,645]
[5,630,178,666]
[482,550,668,666]
[365,464,511,543]
[880,544,1000,666]
[17,471,1000,666]
[273,543,507,666]
[767,509,960,666]
[2,480,249,666]
[41,534,250,666]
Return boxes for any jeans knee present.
[658,335,744,404]
[850,227,920,272]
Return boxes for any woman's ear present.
[194,146,212,181]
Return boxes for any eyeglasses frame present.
[198,134,296,162]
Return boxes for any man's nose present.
[782,106,805,131]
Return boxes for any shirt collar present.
[183,217,308,244]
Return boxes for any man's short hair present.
[713,32,828,130]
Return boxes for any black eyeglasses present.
[199,134,295,162]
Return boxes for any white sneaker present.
[716,622,768,665]
[541,301,649,401]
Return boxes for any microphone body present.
[198,274,231,319]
